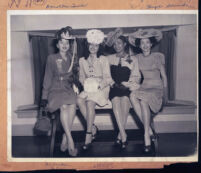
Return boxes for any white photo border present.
[7,10,199,163]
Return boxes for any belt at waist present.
[141,79,163,88]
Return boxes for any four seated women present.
[41,26,167,156]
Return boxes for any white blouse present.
[79,55,113,89]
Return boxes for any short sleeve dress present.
[107,54,141,100]
[78,56,113,107]
[42,53,76,113]
[133,52,165,113]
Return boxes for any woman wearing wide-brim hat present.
[128,28,168,153]
[105,28,141,149]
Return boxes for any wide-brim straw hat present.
[105,28,123,47]
[128,28,162,47]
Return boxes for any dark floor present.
[12,130,197,158]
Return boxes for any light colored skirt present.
[78,78,110,107]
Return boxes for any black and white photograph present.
[8,11,198,161]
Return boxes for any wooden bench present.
[48,100,196,157]
[15,100,196,157]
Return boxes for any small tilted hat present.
[56,26,75,40]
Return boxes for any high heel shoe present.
[143,132,154,154]
[82,142,92,150]
[68,147,78,157]
[143,145,152,153]
[121,140,128,149]
[92,124,99,141]
[143,137,156,155]
[151,134,158,142]
[150,123,158,142]
[151,135,159,144]
[149,126,158,156]
[60,133,68,152]
[114,138,121,146]
[82,132,93,150]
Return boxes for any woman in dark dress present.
[40,26,78,156]
[106,28,141,149]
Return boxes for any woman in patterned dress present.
[128,29,168,153]
[77,29,113,150]
[105,28,141,149]
[41,26,78,156]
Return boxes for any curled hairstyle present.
[114,35,129,54]
[55,26,72,40]
[114,35,134,64]
[135,37,158,49]
[54,26,74,53]
[83,39,105,59]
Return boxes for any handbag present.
[34,107,51,135]
[84,78,100,93]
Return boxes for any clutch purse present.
[84,78,100,93]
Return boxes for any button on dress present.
[78,56,113,107]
